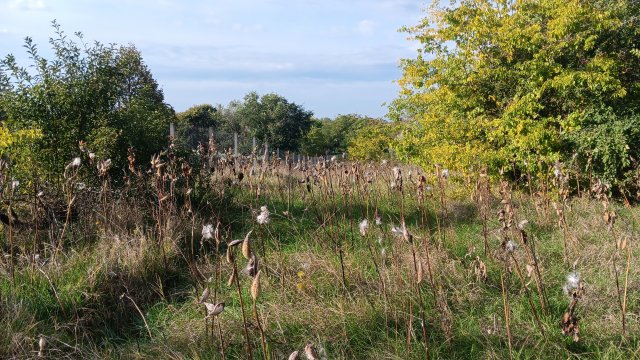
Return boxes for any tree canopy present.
[392,0,640,183]
[236,92,314,152]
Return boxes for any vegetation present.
[176,104,221,151]
[1,142,640,359]
[392,0,640,186]
[236,92,314,152]
[0,22,175,177]
[347,120,398,161]
[301,114,382,156]
[2,2,640,358]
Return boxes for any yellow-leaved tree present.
[391,0,640,184]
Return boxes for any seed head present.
[256,205,271,225]
[506,240,516,252]
[563,271,581,295]
[202,224,214,239]
[359,219,369,236]
[67,157,81,168]
[517,220,529,230]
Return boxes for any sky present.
[0,0,426,118]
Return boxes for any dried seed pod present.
[251,270,262,301]
[228,268,237,287]
[228,239,243,247]
[243,255,259,277]
[204,302,225,318]
[416,261,424,284]
[304,343,319,360]
[474,257,488,282]
[226,246,235,264]
[560,309,580,342]
[242,230,253,259]
[38,336,46,357]
[525,264,534,278]
[199,287,210,303]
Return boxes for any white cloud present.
[8,0,46,10]
[0,28,9,34]
[356,20,375,35]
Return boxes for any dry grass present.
[1,148,640,359]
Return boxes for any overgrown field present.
[1,146,640,359]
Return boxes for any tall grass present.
[1,142,639,359]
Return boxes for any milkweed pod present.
[226,246,235,264]
[199,287,210,303]
[228,268,237,287]
[251,270,262,301]
[242,230,253,259]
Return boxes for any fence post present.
[234,132,238,156]
[263,142,269,163]
[251,137,257,175]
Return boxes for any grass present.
[1,152,640,359]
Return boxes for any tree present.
[302,114,382,155]
[0,21,175,177]
[392,0,640,183]
[176,104,220,150]
[177,104,219,128]
[236,92,313,152]
[347,121,397,161]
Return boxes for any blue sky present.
[0,0,425,118]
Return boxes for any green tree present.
[302,114,381,155]
[347,122,397,161]
[0,21,175,176]
[176,104,220,150]
[392,0,640,183]
[237,92,313,151]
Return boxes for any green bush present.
[0,22,174,178]
[566,107,640,186]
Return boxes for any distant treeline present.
[176,100,396,160]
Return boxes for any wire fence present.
[170,122,346,164]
